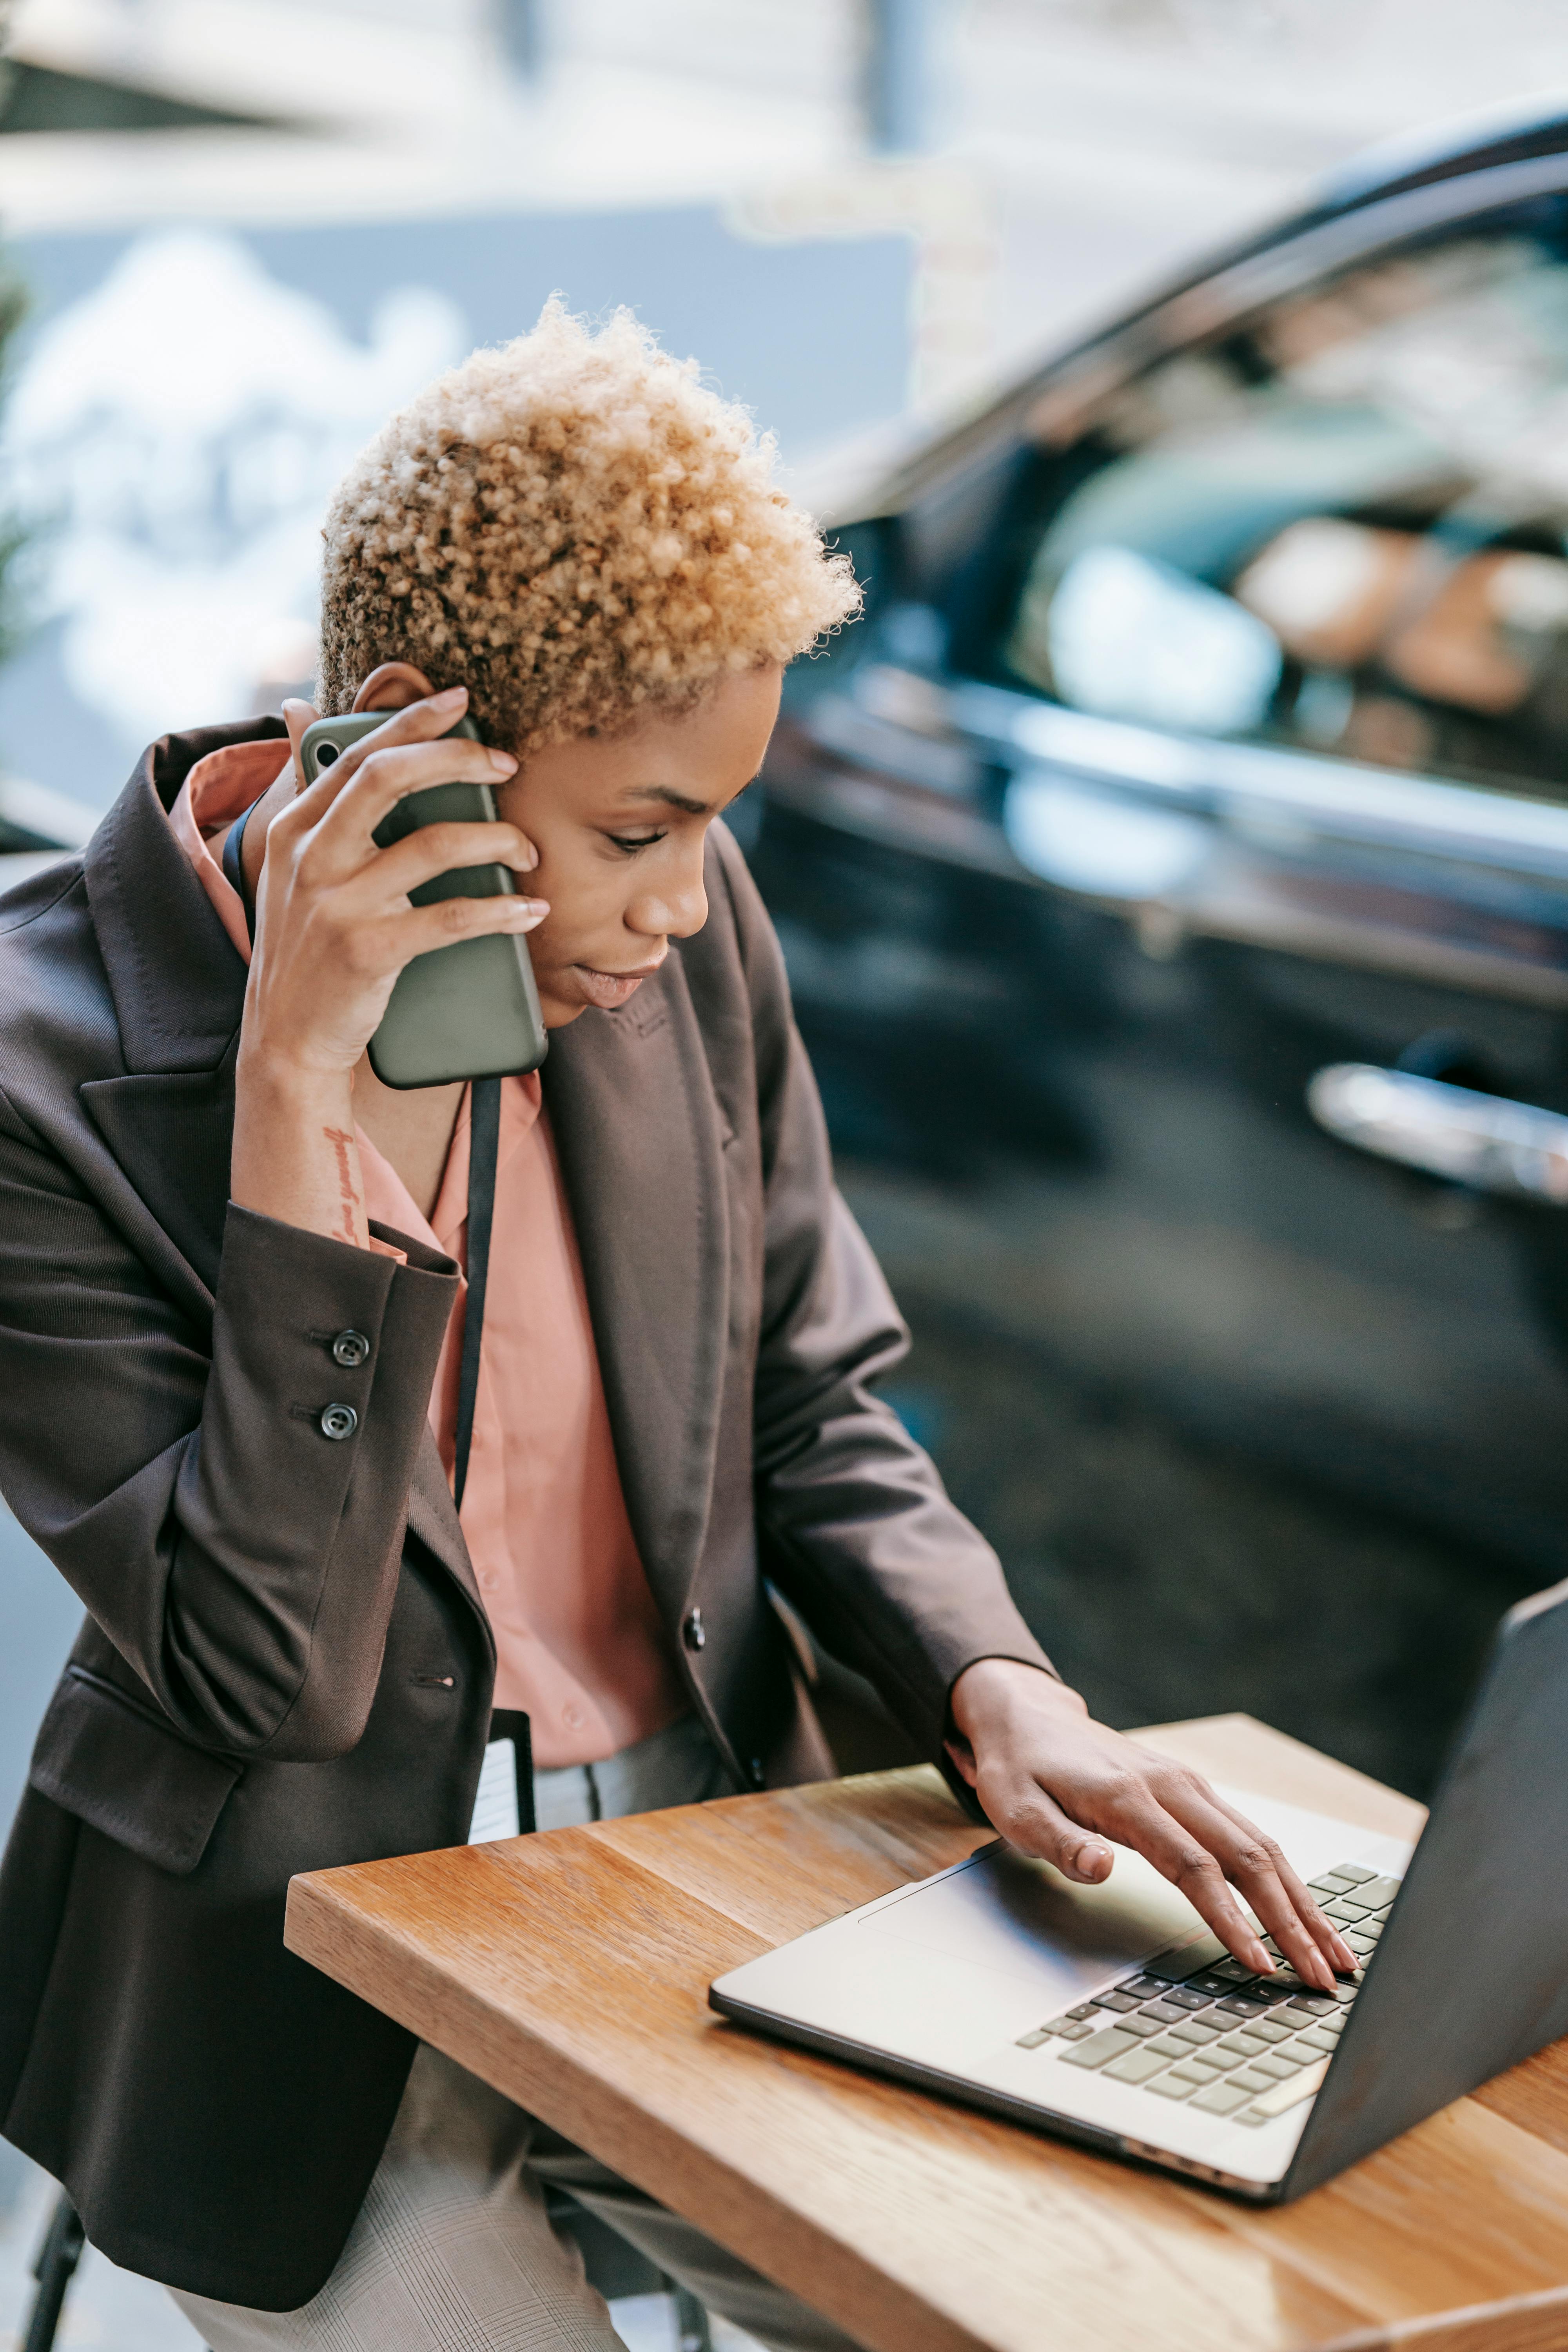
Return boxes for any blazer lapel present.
[542,956,730,1622]
[85,722,281,1075]
[73,746,256,1308]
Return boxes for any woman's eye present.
[606,830,665,855]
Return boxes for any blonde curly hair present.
[318,299,860,750]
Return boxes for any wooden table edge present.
[1321,2282,1568,2352]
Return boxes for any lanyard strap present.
[453,1074,501,1511]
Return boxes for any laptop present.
[710,1577,1568,2200]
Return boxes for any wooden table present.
[286,1714,1568,2352]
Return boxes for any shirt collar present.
[167,737,294,967]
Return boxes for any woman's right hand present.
[231,686,546,1246]
[243,685,544,1083]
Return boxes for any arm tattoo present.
[323,1125,362,1248]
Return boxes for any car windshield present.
[1002,214,1568,804]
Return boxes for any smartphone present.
[298,710,547,1090]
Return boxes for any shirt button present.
[749,1757,765,1787]
[682,1607,706,1652]
[331,1328,370,1369]
[318,1402,358,1441]
[564,1704,584,1729]
[479,1572,497,1590]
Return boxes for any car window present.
[996,211,1568,802]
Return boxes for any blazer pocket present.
[29,1668,241,1876]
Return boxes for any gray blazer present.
[0,717,1051,2309]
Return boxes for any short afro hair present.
[317,299,860,751]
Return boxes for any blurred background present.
[6,1,1568,2340]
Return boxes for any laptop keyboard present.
[1014,1863,1400,2129]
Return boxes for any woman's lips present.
[573,962,662,1011]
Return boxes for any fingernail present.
[1252,1948,1275,1973]
[432,685,467,708]
[513,898,549,918]
[1076,1842,1109,1873]
[488,749,517,774]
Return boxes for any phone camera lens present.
[317,743,339,765]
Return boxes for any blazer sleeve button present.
[319,1402,359,1441]
[682,1607,706,1651]
[331,1328,371,1368]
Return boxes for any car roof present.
[816,98,1568,529]
[1310,92,1568,220]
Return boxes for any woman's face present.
[496,663,783,1027]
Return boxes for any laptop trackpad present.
[860,1840,1216,2002]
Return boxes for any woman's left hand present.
[947,1658,1358,1994]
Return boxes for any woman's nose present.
[628,870,708,941]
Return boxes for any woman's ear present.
[353,661,436,713]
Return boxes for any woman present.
[0,305,1352,2350]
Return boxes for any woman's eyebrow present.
[622,783,712,816]
[622,776,760,816]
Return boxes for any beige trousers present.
[169,1718,858,2352]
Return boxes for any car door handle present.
[1307,1063,1568,1205]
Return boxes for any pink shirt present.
[170,739,687,1765]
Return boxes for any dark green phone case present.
[298,710,548,1090]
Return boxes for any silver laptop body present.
[711,1578,1568,2200]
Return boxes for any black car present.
[739,107,1568,1798]
[0,780,94,887]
